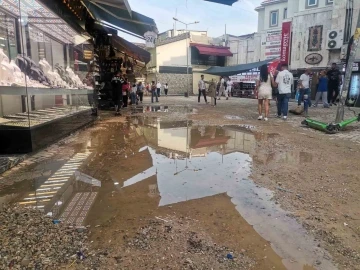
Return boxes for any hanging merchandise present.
[123,55,128,68]
[109,45,116,58]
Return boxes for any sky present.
[121,0,263,42]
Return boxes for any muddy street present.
[0,97,359,270]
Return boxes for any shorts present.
[258,90,272,100]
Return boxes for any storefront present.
[0,0,156,154]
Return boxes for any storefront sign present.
[230,74,259,83]
[264,29,282,60]
[280,21,291,64]
[144,31,157,48]
[305,53,323,65]
[342,62,359,72]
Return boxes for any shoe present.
[329,103,332,106]
[332,102,337,106]
[283,116,287,120]
[226,97,228,100]
[276,115,281,118]
[264,117,268,121]
[258,115,263,120]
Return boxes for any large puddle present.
[0,115,337,270]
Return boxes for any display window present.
[0,0,95,154]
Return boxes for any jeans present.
[298,88,312,107]
[138,92,143,102]
[198,89,207,103]
[157,88,161,97]
[277,93,290,117]
[151,90,158,103]
[164,89,168,96]
[328,84,339,103]
[130,92,136,104]
[122,95,128,108]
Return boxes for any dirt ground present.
[0,96,359,270]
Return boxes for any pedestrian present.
[313,70,329,108]
[164,83,169,96]
[218,76,225,100]
[130,81,137,105]
[225,78,233,100]
[137,81,144,103]
[156,81,161,97]
[151,81,159,103]
[327,63,342,106]
[122,77,129,108]
[275,64,293,120]
[111,70,124,115]
[207,79,217,106]
[145,82,150,96]
[198,74,208,103]
[256,64,275,121]
[298,68,312,108]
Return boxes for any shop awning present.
[204,0,238,5]
[90,0,131,15]
[203,58,276,76]
[83,0,157,38]
[112,35,151,63]
[192,44,233,57]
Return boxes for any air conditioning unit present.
[326,29,344,50]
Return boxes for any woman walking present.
[256,64,275,121]
[313,70,329,108]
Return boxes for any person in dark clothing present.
[137,82,144,103]
[327,63,343,106]
[122,78,129,108]
[111,71,124,115]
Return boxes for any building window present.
[308,0,318,6]
[270,10,278,27]
[284,8,287,19]
[326,0,333,4]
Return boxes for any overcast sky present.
[122,0,262,42]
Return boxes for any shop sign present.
[342,62,359,72]
[305,53,323,65]
[83,50,93,60]
[280,22,291,64]
[264,29,282,60]
[144,31,157,48]
[230,74,259,83]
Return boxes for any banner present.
[268,59,281,75]
[280,21,291,64]
[264,30,282,60]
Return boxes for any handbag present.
[295,90,300,102]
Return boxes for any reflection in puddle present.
[131,105,197,114]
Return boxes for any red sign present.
[268,59,281,75]
[280,22,291,64]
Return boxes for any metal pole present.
[186,24,189,97]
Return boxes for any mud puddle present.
[0,115,336,269]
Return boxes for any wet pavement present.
[0,107,341,269]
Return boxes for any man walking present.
[327,63,342,106]
[275,64,293,120]
[198,75,208,103]
[298,68,312,107]
[225,77,233,100]
[156,81,162,97]
[151,81,159,103]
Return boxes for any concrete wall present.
[156,73,192,95]
[156,38,190,70]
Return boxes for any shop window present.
[306,0,318,8]
[284,8,288,19]
[191,47,225,66]
[270,10,279,27]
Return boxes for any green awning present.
[83,0,157,38]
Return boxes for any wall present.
[226,34,262,65]
[156,73,192,95]
[290,6,333,69]
[257,0,289,32]
[156,37,190,70]
[157,127,190,153]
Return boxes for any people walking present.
[327,63,342,106]
[313,70,329,108]
[164,83,169,96]
[156,81,162,97]
[298,68,312,108]
[130,82,137,105]
[218,76,225,100]
[122,77,129,108]
[207,79,217,106]
[137,81,144,103]
[151,81,159,103]
[198,74,208,103]
[256,64,275,121]
[225,78,233,100]
[275,64,293,120]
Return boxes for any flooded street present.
[1,99,360,269]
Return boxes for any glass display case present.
[0,1,95,154]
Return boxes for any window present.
[308,0,318,6]
[327,0,333,3]
[284,8,287,19]
[270,10,278,27]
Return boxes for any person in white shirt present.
[130,82,138,105]
[225,78,233,100]
[156,81,161,97]
[198,75,208,103]
[275,64,293,120]
[298,68,312,107]
[218,77,225,100]
[164,83,169,96]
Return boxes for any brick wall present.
[156,73,193,95]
